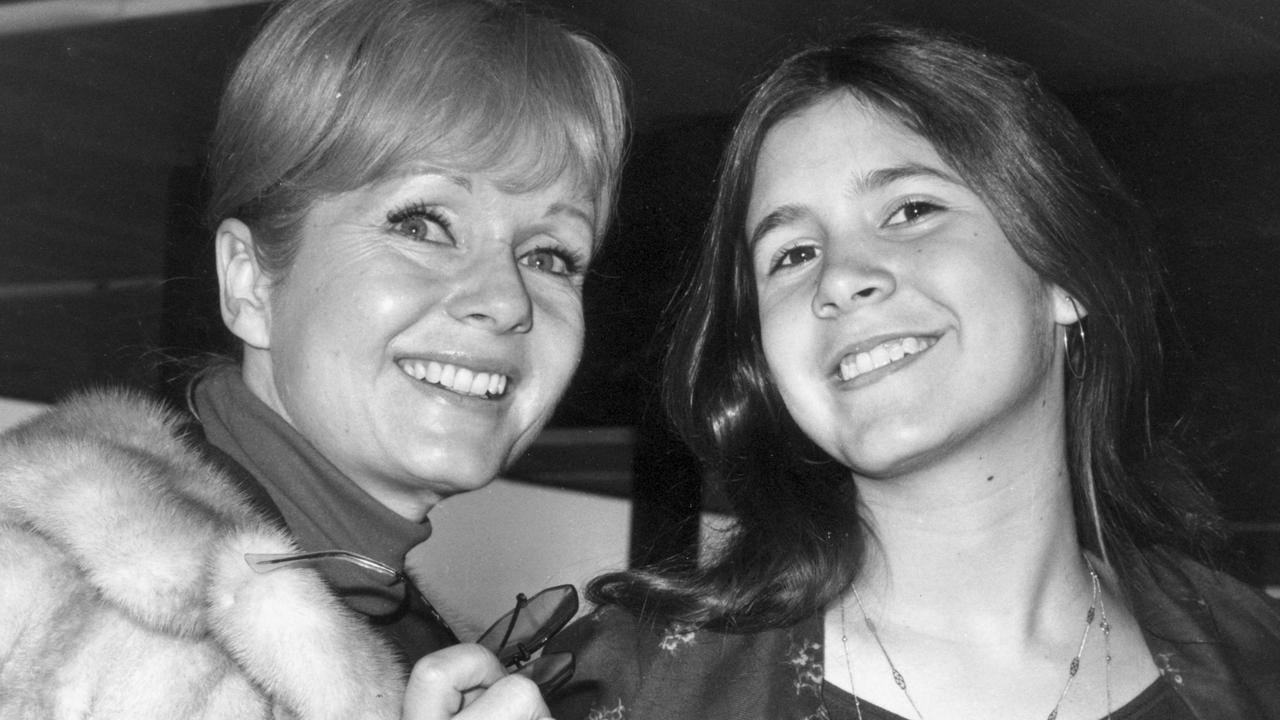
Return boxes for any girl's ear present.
[1050,284,1087,327]
[215,219,273,350]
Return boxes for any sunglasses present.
[246,550,578,693]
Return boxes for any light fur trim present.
[0,389,404,718]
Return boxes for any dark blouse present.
[548,549,1280,720]
[821,677,1196,720]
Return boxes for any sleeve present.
[545,605,828,720]
[546,605,654,720]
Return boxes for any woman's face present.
[747,94,1073,479]
[238,167,595,518]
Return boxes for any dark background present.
[1,0,1277,578]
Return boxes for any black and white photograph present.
[1,1,1277,718]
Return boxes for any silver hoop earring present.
[1064,297,1087,380]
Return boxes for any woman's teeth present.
[838,336,936,381]
[398,359,509,398]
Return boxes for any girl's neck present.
[851,440,1087,641]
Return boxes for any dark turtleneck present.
[191,363,455,666]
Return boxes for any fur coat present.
[0,389,404,719]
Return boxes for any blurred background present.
[2,0,1278,600]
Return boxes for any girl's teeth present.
[838,337,935,382]
[398,360,510,398]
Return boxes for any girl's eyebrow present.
[748,203,808,251]
[748,162,967,248]
[849,162,964,196]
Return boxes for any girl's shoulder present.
[1135,547,1280,634]
[547,604,827,720]
[1133,547,1280,716]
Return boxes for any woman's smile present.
[397,358,512,399]
[234,168,595,514]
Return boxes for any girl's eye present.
[770,244,819,273]
[884,199,943,227]
[388,204,453,244]
[520,247,584,277]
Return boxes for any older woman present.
[0,0,626,718]
[549,25,1280,720]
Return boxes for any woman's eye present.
[771,244,819,272]
[388,205,452,244]
[884,200,943,227]
[519,247,582,277]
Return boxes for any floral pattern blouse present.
[546,549,1280,720]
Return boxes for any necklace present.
[837,556,1113,720]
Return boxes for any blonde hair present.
[207,0,628,276]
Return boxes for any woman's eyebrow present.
[397,163,473,191]
[545,201,595,230]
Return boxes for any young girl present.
[549,25,1280,720]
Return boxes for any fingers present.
[453,674,550,720]
[405,644,503,718]
[403,644,551,720]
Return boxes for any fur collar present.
[0,388,403,718]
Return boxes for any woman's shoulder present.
[0,387,266,531]
[0,388,404,718]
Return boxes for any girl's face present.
[232,166,595,518]
[747,94,1076,479]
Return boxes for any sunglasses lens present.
[477,585,579,666]
[514,651,575,695]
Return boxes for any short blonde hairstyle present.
[207,0,628,276]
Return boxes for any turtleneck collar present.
[192,364,431,571]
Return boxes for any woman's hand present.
[404,644,551,720]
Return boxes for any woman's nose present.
[811,243,896,318]
[446,251,534,333]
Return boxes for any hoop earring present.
[1064,298,1087,380]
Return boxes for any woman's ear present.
[1050,285,1087,326]
[215,219,273,350]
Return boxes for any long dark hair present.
[589,24,1223,632]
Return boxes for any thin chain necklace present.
[836,556,1113,720]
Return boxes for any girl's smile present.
[748,93,1078,478]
